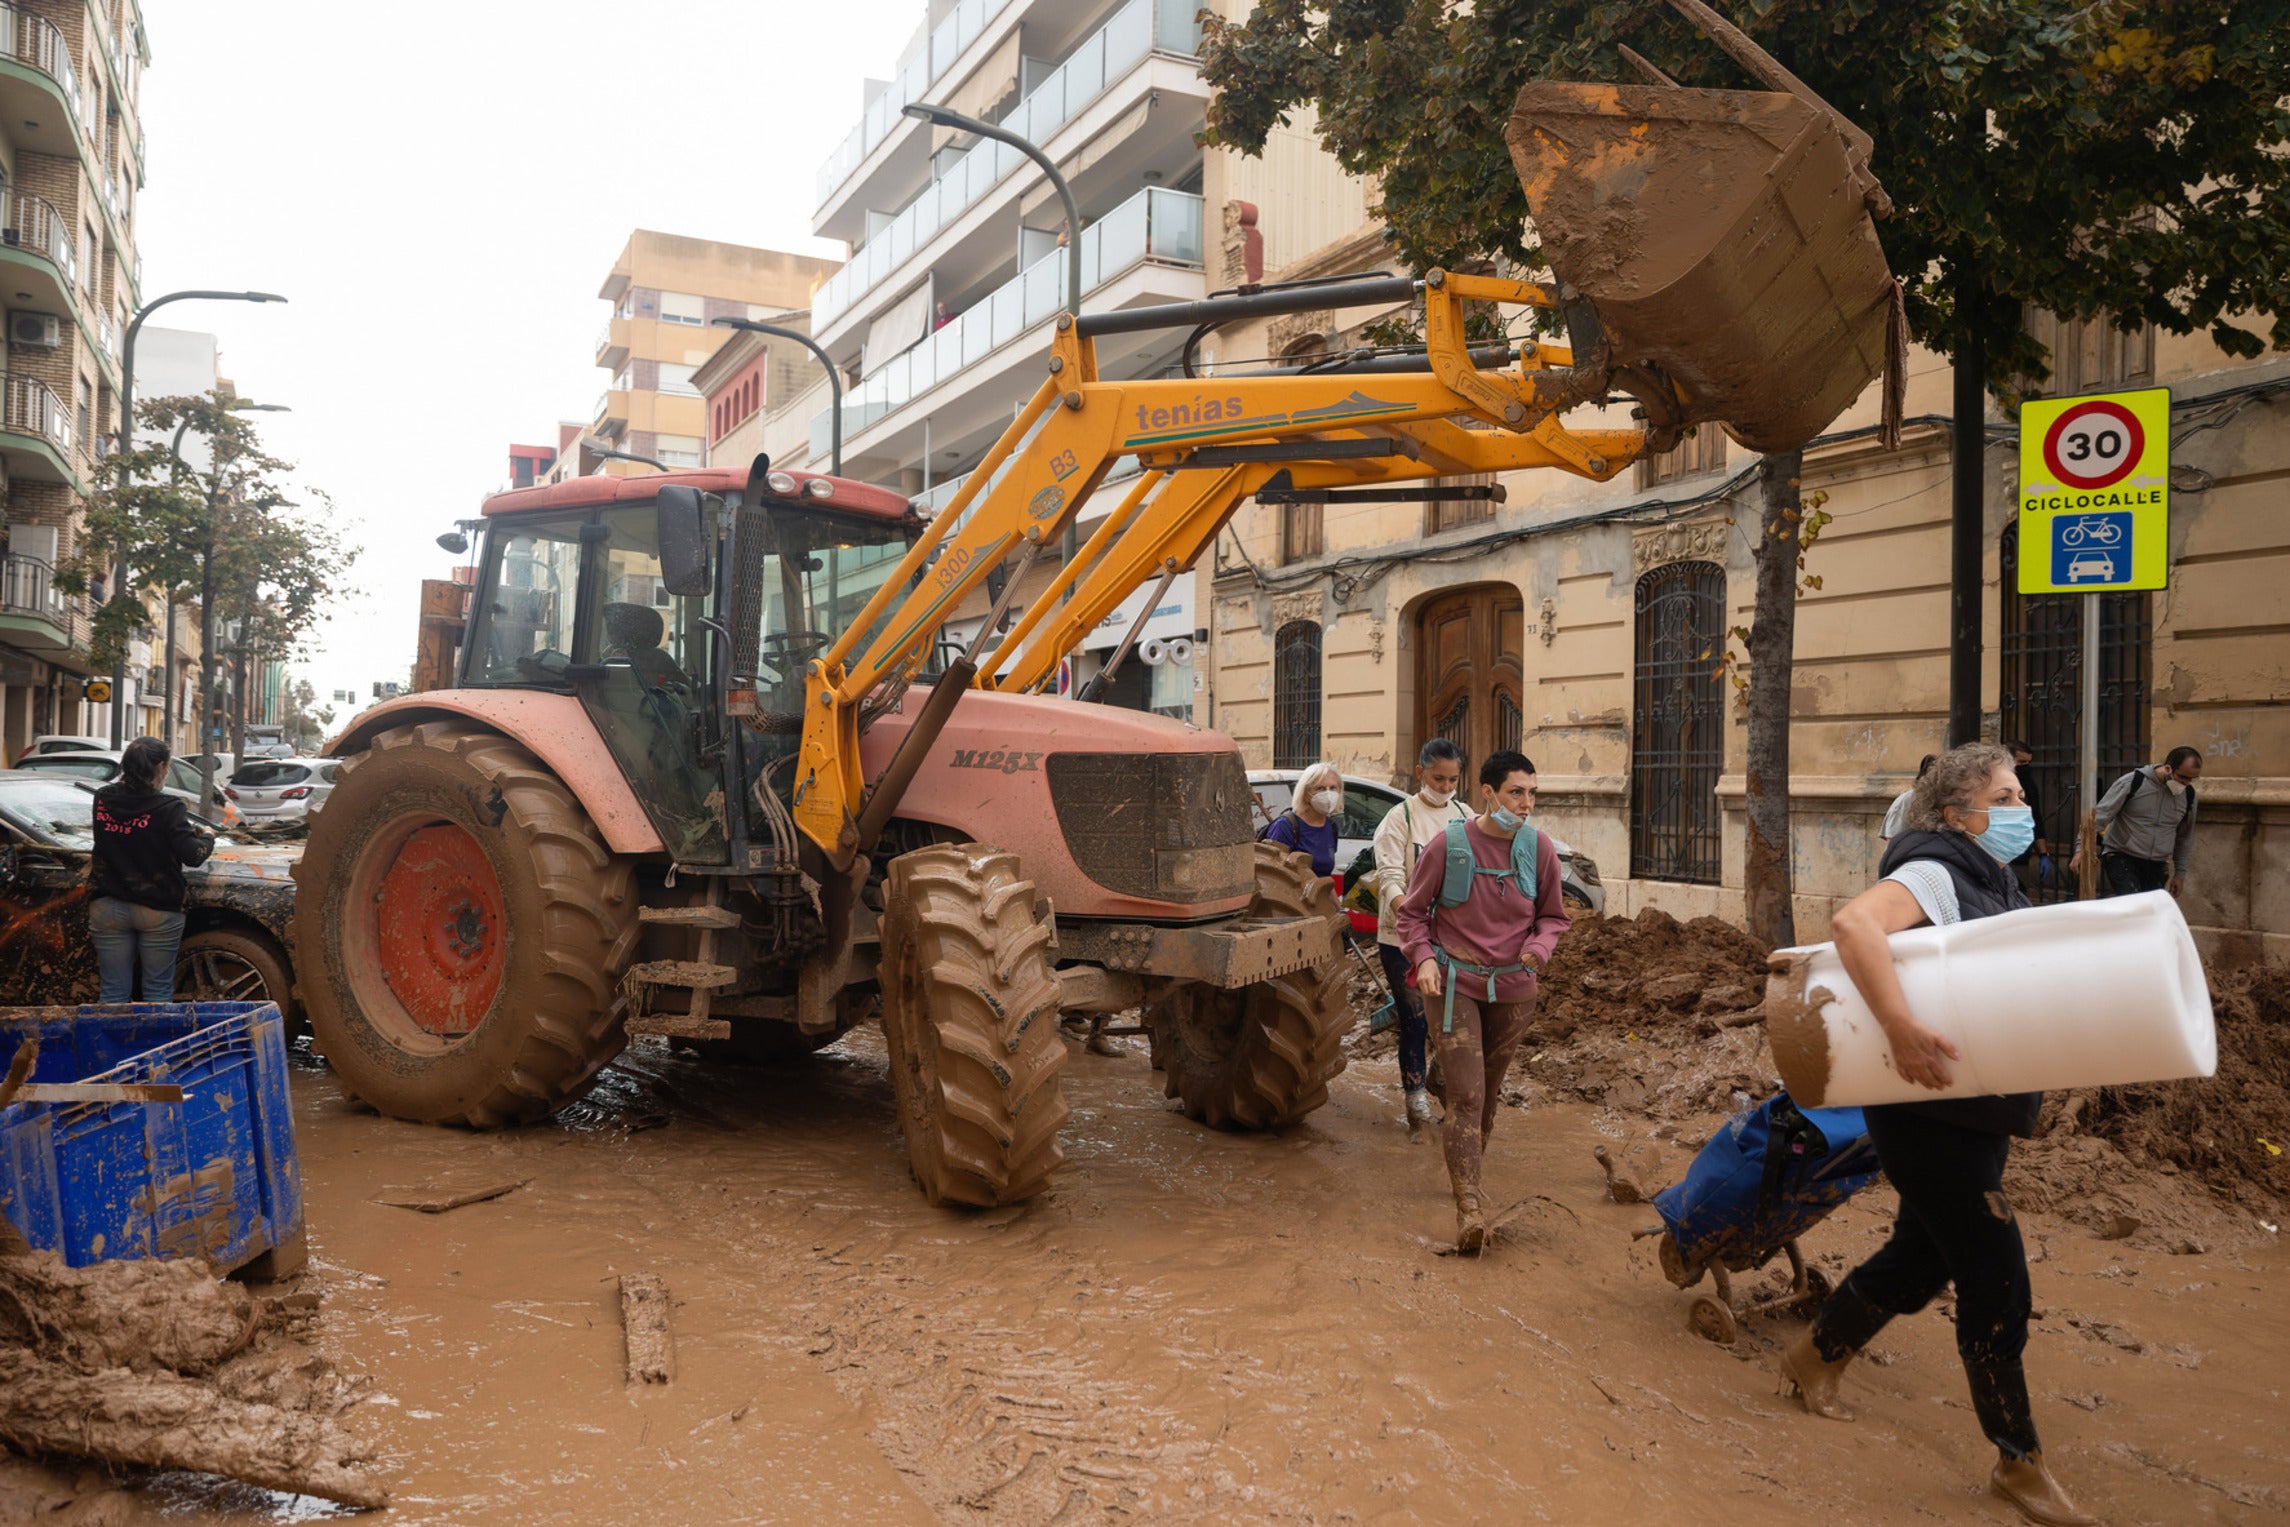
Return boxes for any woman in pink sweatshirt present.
[1392,749,1571,1251]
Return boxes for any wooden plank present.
[625,1014,733,1041]
[16,1082,185,1104]
[625,961,737,989]
[637,905,742,929]
[619,1274,674,1386]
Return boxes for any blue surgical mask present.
[1488,806,1526,833]
[1970,804,2035,863]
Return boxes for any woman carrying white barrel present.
[1775,742,2094,1527]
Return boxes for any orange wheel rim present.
[374,823,506,1036]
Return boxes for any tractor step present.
[625,1013,734,1041]
[638,905,742,929]
[625,960,739,990]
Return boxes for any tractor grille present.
[1046,751,1256,904]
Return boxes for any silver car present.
[8,750,243,828]
[227,757,339,822]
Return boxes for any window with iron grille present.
[1634,425,1726,491]
[1280,499,1322,563]
[1423,472,1497,535]
[1999,524,2152,903]
[1272,620,1322,768]
[1630,561,1725,884]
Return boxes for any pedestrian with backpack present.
[1390,749,1571,1252]
[1262,760,1343,877]
[1371,738,1473,1128]
[2072,746,2200,899]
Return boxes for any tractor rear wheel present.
[1145,843,1350,1130]
[879,845,1067,1207]
[291,722,639,1126]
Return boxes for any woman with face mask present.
[1776,743,2093,1527]
[1264,760,1343,878]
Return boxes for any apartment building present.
[693,311,822,472]
[0,0,147,759]
[587,230,839,478]
[794,0,1209,714]
[1194,129,2290,964]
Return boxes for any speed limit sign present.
[2016,386,2169,594]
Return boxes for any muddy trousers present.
[1432,991,1534,1201]
[1812,1107,2040,1458]
[1376,942,1428,1091]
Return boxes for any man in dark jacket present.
[89,737,214,1002]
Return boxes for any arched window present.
[1630,561,1724,884]
[1272,620,1323,768]
[1999,524,2151,902]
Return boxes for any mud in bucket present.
[1765,891,2216,1109]
[1505,82,1894,455]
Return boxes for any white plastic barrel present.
[1765,890,2216,1109]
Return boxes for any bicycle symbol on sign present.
[2058,516,2125,548]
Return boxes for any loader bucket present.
[1506,82,1894,455]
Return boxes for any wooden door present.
[1415,586,1524,772]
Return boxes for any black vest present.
[1874,829,2042,1137]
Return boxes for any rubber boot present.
[1085,1015,1121,1056]
[1991,1454,2098,1527]
[1454,1186,1487,1255]
[1404,1089,1432,1130]
[1776,1329,1855,1421]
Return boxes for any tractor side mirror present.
[656,486,712,597]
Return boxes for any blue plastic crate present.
[0,1002,303,1275]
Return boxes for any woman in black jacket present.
[88,737,214,1002]
[1776,742,2094,1527]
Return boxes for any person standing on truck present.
[1371,739,1472,1128]
[2072,746,2200,899]
[88,737,215,1004]
[1776,742,2095,1527]
[1263,760,1342,878]
[1391,750,1570,1252]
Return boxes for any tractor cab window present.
[466,517,584,685]
[747,511,913,715]
[581,504,726,865]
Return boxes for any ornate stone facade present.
[1631,518,1730,575]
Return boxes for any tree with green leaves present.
[1202,0,2290,944]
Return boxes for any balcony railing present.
[812,186,1203,458]
[1,553,68,623]
[812,0,1202,333]
[0,6,81,124]
[2,189,75,286]
[815,0,1021,208]
[5,376,74,458]
[98,312,118,363]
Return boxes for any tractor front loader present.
[297,12,1895,1206]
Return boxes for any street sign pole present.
[2080,591,2100,901]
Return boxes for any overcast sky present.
[134,0,919,714]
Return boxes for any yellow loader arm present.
[790,273,1667,867]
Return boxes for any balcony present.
[815,0,1022,210]
[2,376,75,477]
[0,7,80,122]
[595,317,629,370]
[1,188,76,289]
[811,0,1202,335]
[812,186,1203,460]
[0,552,73,651]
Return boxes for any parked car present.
[18,734,110,759]
[227,757,340,822]
[0,774,300,1016]
[9,750,243,827]
[1246,769,1606,919]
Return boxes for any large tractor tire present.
[291,722,639,1127]
[879,845,1067,1207]
[1146,842,1351,1130]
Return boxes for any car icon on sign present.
[2065,552,2118,582]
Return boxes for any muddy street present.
[9,1024,2288,1525]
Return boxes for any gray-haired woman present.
[1776,743,2093,1526]
[89,736,214,1003]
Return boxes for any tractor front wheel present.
[1145,843,1350,1130]
[879,845,1067,1207]
[291,722,638,1126]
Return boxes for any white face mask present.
[2165,776,2188,798]
[1421,787,1454,808]
[1309,789,1341,817]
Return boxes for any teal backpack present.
[1436,818,1539,907]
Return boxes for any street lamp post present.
[161,400,287,751]
[899,104,1083,323]
[110,289,287,746]
[709,317,844,476]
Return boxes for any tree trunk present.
[1743,451,1803,950]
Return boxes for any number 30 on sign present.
[2016,386,2170,594]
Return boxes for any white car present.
[19,734,110,760]
[7,750,242,827]
[227,757,340,822]
[1246,769,1605,914]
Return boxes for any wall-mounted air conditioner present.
[7,311,61,348]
